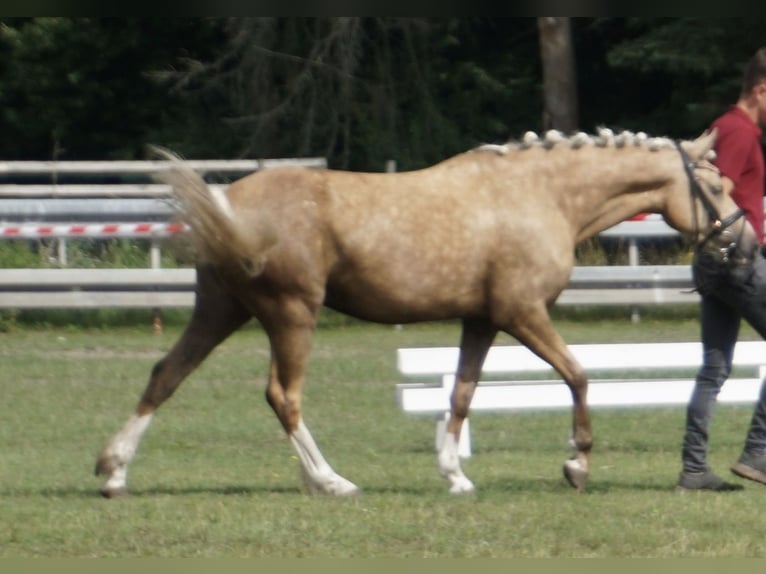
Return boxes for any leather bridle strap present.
[676,143,722,225]
[675,142,745,244]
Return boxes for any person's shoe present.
[731,452,766,485]
[675,469,744,492]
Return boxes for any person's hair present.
[741,47,766,96]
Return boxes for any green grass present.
[0,313,764,557]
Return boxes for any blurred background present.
[0,17,762,170]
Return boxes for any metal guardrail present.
[561,264,696,305]
[0,157,326,176]
[0,268,195,309]
[0,265,698,310]
[0,197,176,222]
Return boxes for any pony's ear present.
[683,128,718,160]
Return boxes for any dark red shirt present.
[710,106,765,242]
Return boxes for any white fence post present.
[150,239,161,269]
[629,238,640,323]
[57,238,68,267]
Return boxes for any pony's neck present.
[563,147,680,242]
[574,187,667,242]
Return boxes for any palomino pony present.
[95,128,747,497]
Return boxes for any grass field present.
[1,308,765,557]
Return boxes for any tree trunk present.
[537,17,579,132]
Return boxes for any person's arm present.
[721,175,736,196]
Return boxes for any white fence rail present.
[396,341,766,457]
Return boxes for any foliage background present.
[0,17,764,171]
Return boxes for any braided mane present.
[473,127,679,155]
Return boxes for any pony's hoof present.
[329,478,361,496]
[563,458,588,492]
[301,468,360,496]
[448,482,476,495]
[95,453,129,498]
[99,485,128,499]
[445,474,475,494]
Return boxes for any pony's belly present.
[323,282,484,324]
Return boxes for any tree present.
[537,17,578,132]
[0,17,218,160]
[575,18,766,136]
[1,18,762,168]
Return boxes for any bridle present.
[675,142,745,250]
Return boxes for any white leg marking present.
[289,419,359,495]
[99,413,154,493]
[564,457,587,474]
[438,432,476,494]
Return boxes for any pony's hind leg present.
[95,267,249,497]
[439,318,497,494]
[261,297,359,496]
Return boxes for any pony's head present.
[664,129,750,246]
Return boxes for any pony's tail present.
[150,146,276,276]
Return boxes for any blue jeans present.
[682,249,766,472]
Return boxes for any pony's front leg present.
[561,373,592,492]
[264,313,359,496]
[95,413,154,497]
[438,318,497,494]
[506,306,592,491]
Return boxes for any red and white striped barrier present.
[0,222,188,239]
[1,217,668,241]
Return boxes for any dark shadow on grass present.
[0,479,451,499]
[133,479,682,498]
[138,482,453,497]
[127,484,303,497]
[578,478,701,494]
[0,486,106,499]
[473,475,685,495]
[476,476,575,495]
[0,483,302,499]
[0,474,694,500]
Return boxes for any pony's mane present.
[473,127,678,155]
